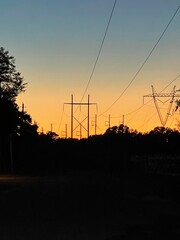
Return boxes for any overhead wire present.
[58,3,180,136]
[99,4,180,116]
[160,73,180,92]
[100,72,180,133]
[79,0,117,103]
[72,0,117,134]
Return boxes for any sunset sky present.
[1,0,180,137]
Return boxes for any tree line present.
[1,47,180,175]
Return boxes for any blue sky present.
[0,0,180,136]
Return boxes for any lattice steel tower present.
[143,85,180,127]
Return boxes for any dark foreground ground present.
[0,170,180,240]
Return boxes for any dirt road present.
[0,171,180,240]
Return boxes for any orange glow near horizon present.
[17,84,180,138]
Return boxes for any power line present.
[123,73,180,129]
[99,4,180,116]
[80,0,117,103]
[160,73,180,92]
[59,4,180,135]
[124,73,180,116]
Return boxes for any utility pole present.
[22,102,25,112]
[95,114,97,135]
[71,94,73,138]
[61,124,68,138]
[0,80,3,171]
[105,114,111,129]
[79,123,82,139]
[65,124,67,138]
[122,115,125,125]
[64,94,97,138]
[9,134,13,173]
[91,114,98,135]
[87,94,90,138]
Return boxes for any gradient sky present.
[1,0,180,137]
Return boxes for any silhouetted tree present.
[0,47,27,136]
[46,131,59,141]
[0,47,34,171]
[0,47,26,100]
[17,110,38,137]
[117,124,130,134]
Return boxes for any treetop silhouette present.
[0,47,26,101]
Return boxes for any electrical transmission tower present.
[64,95,97,139]
[143,85,180,127]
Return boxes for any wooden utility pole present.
[71,94,73,138]
[9,134,13,173]
[87,94,90,138]
[105,114,111,129]
[61,124,68,138]
[0,80,3,170]
[91,114,98,135]
[65,124,67,138]
[95,114,97,135]
[122,115,125,125]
